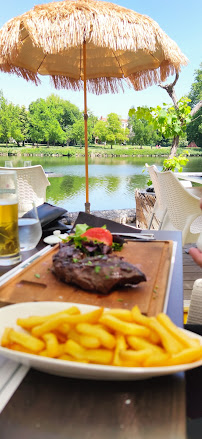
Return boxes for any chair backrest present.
[156,169,200,230]
[0,165,50,207]
[145,163,165,209]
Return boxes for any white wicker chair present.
[0,165,50,207]
[187,279,202,324]
[145,164,172,230]
[156,169,201,245]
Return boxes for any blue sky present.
[0,0,201,119]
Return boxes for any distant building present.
[188,141,198,148]
[100,116,129,129]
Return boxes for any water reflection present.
[0,156,201,212]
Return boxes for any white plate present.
[0,301,202,381]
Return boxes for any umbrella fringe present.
[0,63,41,85]
[51,75,125,94]
[128,61,177,91]
[0,61,178,94]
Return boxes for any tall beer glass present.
[0,170,21,265]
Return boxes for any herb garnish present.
[94,265,101,273]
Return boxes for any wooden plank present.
[0,241,173,316]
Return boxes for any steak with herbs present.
[52,243,146,294]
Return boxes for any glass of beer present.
[0,170,21,266]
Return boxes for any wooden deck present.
[183,244,202,301]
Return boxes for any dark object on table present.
[146,186,155,193]
[73,211,140,233]
[52,243,146,294]
[37,202,72,236]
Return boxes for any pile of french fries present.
[1,305,202,367]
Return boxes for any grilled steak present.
[52,243,146,294]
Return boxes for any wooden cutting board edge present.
[0,241,174,316]
[147,240,173,316]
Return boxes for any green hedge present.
[0,144,201,157]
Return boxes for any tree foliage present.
[187,63,202,146]
[128,111,160,146]
[129,97,191,150]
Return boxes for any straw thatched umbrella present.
[0,0,188,212]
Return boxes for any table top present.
[0,228,200,439]
[174,172,202,185]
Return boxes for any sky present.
[0,0,201,119]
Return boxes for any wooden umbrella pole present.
[83,40,90,213]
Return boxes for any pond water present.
[0,155,202,212]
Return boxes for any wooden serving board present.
[0,241,173,316]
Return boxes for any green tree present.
[18,106,29,146]
[128,112,160,147]
[70,119,93,146]
[28,97,66,146]
[45,94,82,130]
[45,119,66,146]
[28,99,48,145]
[105,113,128,148]
[187,63,202,146]
[129,73,202,157]
[0,91,12,144]
[129,96,191,157]
[94,120,108,144]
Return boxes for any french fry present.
[17,306,80,329]
[143,352,171,367]
[8,329,45,353]
[68,328,101,349]
[42,333,59,357]
[166,347,202,366]
[107,309,133,322]
[56,323,71,335]
[99,314,150,337]
[64,339,86,360]
[76,323,116,349]
[58,354,76,361]
[119,348,153,366]
[112,334,127,366]
[131,306,151,326]
[64,339,113,364]
[131,306,160,344]
[52,330,67,344]
[148,317,184,355]
[1,327,12,347]
[126,335,165,354]
[8,343,36,354]
[32,308,103,337]
[84,349,113,365]
[57,343,66,357]
[157,313,200,348]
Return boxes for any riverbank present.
[64,208,137,226]
[0,145,202,158]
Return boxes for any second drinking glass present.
[18,200,42,251]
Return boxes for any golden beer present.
[0,169,21,265]
[0,201,20,257]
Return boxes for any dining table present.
[174,172,202,186]
[0,225,201,439]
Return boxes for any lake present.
[1,155,202,212]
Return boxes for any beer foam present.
[0,198,18,205]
